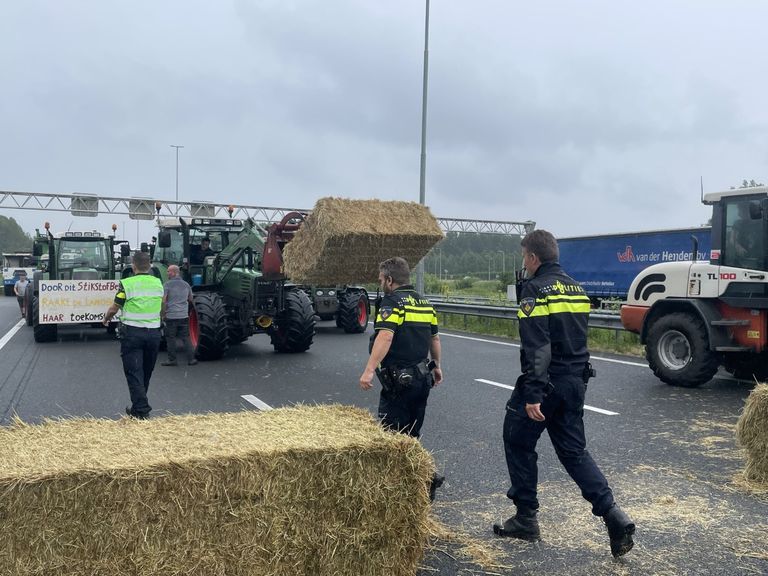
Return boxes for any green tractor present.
[28,224,131,341]
[150,214,315,361]
[306,285,370,333]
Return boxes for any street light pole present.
[416,0,430,294]
[497,250,505,274]
[170,144,184,215]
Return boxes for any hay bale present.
[283,197,444,284]
[736,383,768,484]
[0,405,435,576]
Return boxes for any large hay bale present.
[736,383,768,484]
[283,197,444,284]
[0,405,435,576]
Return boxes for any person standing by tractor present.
[161,264,197,367]
[14,272,29,319]
[358,256,445,501]
[494,229,635,558]
[103,251,164,420]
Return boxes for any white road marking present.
[475,378,515,391]
[439,331,648,368]
[241,394,273,411]
[0,319,25,352]
[474,378,620,416]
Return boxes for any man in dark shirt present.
[190,237,215,266]
[359,256,444,499]
[494,230,635,558]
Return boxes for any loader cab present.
[711,193,767,271]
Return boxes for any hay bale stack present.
[283,197,444,284]
[736,383,768,484]
[0,405,435,576]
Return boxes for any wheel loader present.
[621,186,768,386]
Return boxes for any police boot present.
[429,473,445,502]
[603,505,635,557]
[493,507,541,541]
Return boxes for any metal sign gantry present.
[0,189,535,236]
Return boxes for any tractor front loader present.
[151,214,315,361]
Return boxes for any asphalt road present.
[0,295,766,576]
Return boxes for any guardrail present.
[368,296,626,334]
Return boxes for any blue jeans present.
[503,373,615,516]
[120,326,161,417]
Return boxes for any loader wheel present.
[192,292,229,360]
[32,295,57,343]
[725,352,768,382]
[645,312,719,387]
[271,289,315,353]
[337,290,369,333]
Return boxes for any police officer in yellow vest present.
[103,251,164,419]
[359,256,445,500]
[494,230,635,558]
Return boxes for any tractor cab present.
[153,217,252,285]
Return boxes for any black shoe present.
[125,406,149,420]
[493,509,541,541]
[603,505,635,557]
[429,474,445,502]
[187,359,198,366]
[161,361,178,367]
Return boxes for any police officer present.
[103,251,164,420]
[494,230,635,558]
[359,256,445,499]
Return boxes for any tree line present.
[422,231,522,280]
[0,216,33,256]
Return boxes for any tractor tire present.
[4,284,13,297]
[32,295,57,343]
[337,290,369,333]
[724,352,768,382]
[24,290,34,326]
[192,292,229,361]
[645,312,720,387]
[270,289,315,353]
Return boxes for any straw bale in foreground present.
[0,405,434,576]
[283,197,444,284]
[736,383,768,484]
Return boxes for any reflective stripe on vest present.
[121,274,163,328]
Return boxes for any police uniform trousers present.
[503,372,615,516]
[121,325,161,418]
[378,373,432,438]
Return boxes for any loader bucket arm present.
[261,211,306,279]
[213,218,265,285]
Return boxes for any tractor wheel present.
[25,290,34,326]
[645,312,719,387]
[337,290,369,333]
[32,295,57,343]
[724,352,768,382]
[192,292,229,360]
[270,289,315,353]
[4,284,13,297]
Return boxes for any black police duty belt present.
[376,360,432,390]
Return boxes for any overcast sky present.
[2,0,767,242]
